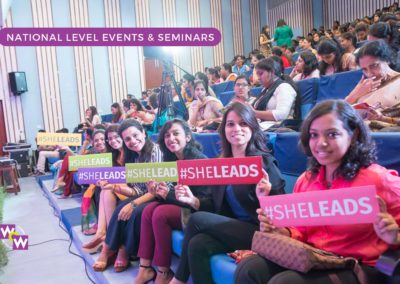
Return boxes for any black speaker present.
[9,72,28,95]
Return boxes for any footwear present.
[83,224,98,236]
[51,182,65,192]
[54,189,64,195]
[134,264,156,284]
[33,170,46,176]
[114,247,130,273]
[57,194,72,199]
[156,268,175,284]
[82,235,105,254]
[93,252,117,272]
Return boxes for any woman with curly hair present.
[235,100,400,284]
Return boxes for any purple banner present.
[77,167,126,184]
[0,27,221,46]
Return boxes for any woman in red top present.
[235,99,400,283]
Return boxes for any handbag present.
[251,231,368,284]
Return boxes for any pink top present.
[289,164,400,266]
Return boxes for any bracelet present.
[130,200,137,209]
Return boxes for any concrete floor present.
[0,176,93,284]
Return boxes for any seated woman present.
[83,106,102,129]
[188,80,224,131]
[235,100,400,284]
[252,58,297,130]
[126,98,155,125]
[52,128,100,199]
[170,103,286,284]
[228,75,254,105]
[92,119,162,272]
[110,102,125,124]
[232,55,251,75]
[81,124,125,253]
[346,40,400,109]
[289,51,320,81]
[318,39,357,76]
[135,119,212,284]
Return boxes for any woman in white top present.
[252,58,297,130]
[85,106,102,128]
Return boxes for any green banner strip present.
[68,153,112,171]
[125,161,178,183]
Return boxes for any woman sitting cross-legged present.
[81,124,126,253]
[235,100,400,284]
[135,119,213,284]
[170,102,286,284]
[92,119,162,272]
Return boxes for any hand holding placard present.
[374,197,400,245]
[258,186,379,227]
[156,182,169,200]
[256,169,271,197]
[175,184,198,209]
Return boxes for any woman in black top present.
[170,103,286,284]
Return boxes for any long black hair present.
[158,119,202,161]
[105,124,123,166]
[300,100,376,180]
[118,119,154,163]
[218,102,269,157]
[318,39,344,75]
[300,51,319,76]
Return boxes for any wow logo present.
[0,224,28,250]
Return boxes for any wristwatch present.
[130,200,137,209]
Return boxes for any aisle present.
[0,176,93,284]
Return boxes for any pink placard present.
[258,186,379,227]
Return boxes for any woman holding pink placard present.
[235,100,400,284]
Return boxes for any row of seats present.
[215,69,363,119]
[171,131,400,284]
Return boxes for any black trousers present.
[105,198,149,256]
[174,211,259,284]
[235,255,387,284]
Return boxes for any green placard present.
[125,161,178,183]
[68,153,113,171]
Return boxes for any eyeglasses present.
[235,83,249,88]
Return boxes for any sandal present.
[82,235,105,254]
[51,182,66,192]
[92,252,116,272]
[83,224,98,236]
[134,264,156,284]
[114,247,130,273]
[156,268,174,283]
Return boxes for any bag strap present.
[352,263,369,284]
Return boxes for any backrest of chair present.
[316,69,363,102]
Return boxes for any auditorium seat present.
[218,91,235,106]
[284,66,294,75]
[210,254,236,284]
[296,77,319,119]
[101,114,113,123]
[211,81,235,97]
[316,69,363,103]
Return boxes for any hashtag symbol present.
[79,171,84,181]
[265,206,274,220]
[180,167,187,179]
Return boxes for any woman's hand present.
[118,202,134,221]
[256,169,272,197]
[175,184,199,209]
[374,197,400,245]
[346,75,382,104]
[146,180,158,196]
[257,208,290,236]
[156,182,169,200]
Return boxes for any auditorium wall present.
[0,0,267,146]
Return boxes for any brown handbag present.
[251,231,368,284]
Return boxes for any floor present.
[0,175,180,284]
